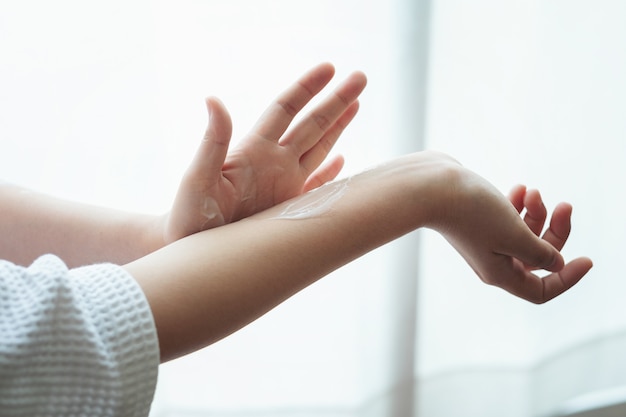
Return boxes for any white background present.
[1,1,624,416]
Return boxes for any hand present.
[164,63,367,242]
[427,160,593,303]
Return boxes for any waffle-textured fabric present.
[0,254,159,417]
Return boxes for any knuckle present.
[277,99,298,117]
[312,113,331,131]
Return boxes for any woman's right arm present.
[124,151,593,363]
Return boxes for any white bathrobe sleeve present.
[0,254,160,417]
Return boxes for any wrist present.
[314,151,464,239]
[363,151,464,233]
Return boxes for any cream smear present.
[202,196,225,227]
[273,178,350,220]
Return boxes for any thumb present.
[189,96,233,177]
[499,223,565,272]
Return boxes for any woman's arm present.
[0,183,163,268]
[124,151,593,362]
[0,63,365,268]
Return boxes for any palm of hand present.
[219,139,312,220]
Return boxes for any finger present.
[252,63,336,141]
[486,255,592,304]
[508,184,526,213]
[496,217,565,272]
[540,202,572,252]
[483,256,546,304]
[302,154,345,192]
[299,101,360,176]
[538,257,593,303]
[522,189,548,236]
[280,70,367,156]
[188,97,233,179]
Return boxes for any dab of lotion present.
[274,179,350,220]
[202,196,225,227]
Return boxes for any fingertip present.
[202,96,232,143]
[555,256,594,295]
[548,202,573,242]
[345,71,368,96]
[510,184,526,194]
[204,96,216,124]
[524,237,564,272]
[204,95,218,108]
[205,96,227,114]
[351,70,368,86]
[535,256,592,304]
[545,249,565,272]
[322,154,345,181]
[319,61,336,73]
[332,154,345,174]
[578,256,594,271]
[203,97,213,127]
[309,62,336,81]
[554,201,573,218]
[508,184,526,212]
[302,154,345,192]
[524,188,546,213]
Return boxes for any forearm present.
[125,153,451,362]
[0,183,165,267]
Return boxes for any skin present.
[0,63,366,267]
[124,151,593,362]
[0,63,592,364]
[164,62,367,241]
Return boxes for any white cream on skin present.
[270,159,400,220]
[273,178,350,220]
[201,196,225,227]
